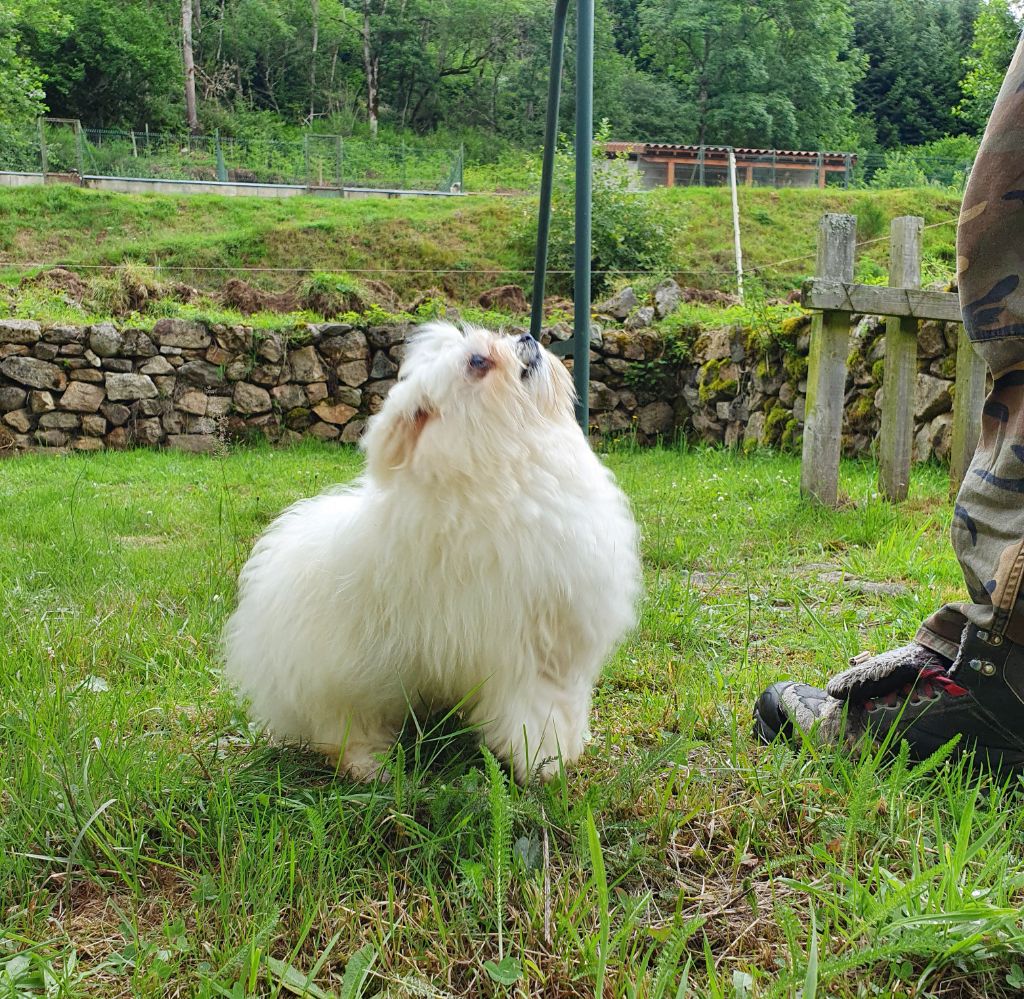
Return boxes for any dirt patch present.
[404,287,449,314]
[679,286,740,307]
[301,281,365,318]
[167,282,201,306]
[362,279,399,311]
[21,267,91,303]
[543,295,574,318]
[20,267,201,316]
[219,278,299,315]
[478,284,529,315]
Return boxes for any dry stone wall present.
[0,310,966,463]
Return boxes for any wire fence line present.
[0,119,464,193]
[0,118,976,196]
[0,214,960,291]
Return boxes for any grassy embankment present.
[4,444,1023,997]
[0,184,962,331]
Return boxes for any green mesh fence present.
[0,123,465,192]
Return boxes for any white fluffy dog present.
[223,321,640,781]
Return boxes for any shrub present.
[515,121,671,297]
[870,136,978,191]
[871,151,930,189]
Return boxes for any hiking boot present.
[754,629,1024,771]
[753,681,831,744]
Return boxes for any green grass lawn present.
[3,444,1023,997]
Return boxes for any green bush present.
[870,136,978,191]
[515,122,670,297]
[871,150,931,189]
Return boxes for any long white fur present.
[222,321,641,781]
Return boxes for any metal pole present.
[530,0,570,341]
[38,118,47,178]
[573,0,593,431]
[215,128,227,181]
[728,149,744,303]
[74,120,83,177]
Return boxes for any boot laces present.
[864,667,968,713]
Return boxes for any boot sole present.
[753,683,796,744]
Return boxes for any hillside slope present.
[0,185,961,325]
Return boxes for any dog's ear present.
[362,385,436,479]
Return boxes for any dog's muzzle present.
[516,333,542,380]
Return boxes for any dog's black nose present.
[516,332,542,380]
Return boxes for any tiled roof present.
[607,142,853,161]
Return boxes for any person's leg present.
[755,37,1024,767]
[918,34,1024,656]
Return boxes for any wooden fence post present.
[878,216,923,502]
[800,213,857,506]
[949,326,987,493]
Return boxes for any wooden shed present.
[605,142,855,189]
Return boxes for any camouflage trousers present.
[916,37,1024,658]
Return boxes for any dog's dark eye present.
[468,353,494,376]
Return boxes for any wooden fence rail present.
[799,213,987,506]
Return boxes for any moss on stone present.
[698,357,739,402]
[762,404,791,444]
[782,352,807,381]
[847,392,876,430]
[779,418,801,451]
[780,314,809,337]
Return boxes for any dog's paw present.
[340,753,391,784]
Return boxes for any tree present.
[21,0,181,127]
[0,5,48,125]
[309,0,319,121]
[359,0,381,136]
[956,0,1021,130]
[637,0,863,148]
[182,0,200,132]
[851,0,979,146]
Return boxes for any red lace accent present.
[864,667,968,712]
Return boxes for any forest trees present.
[3,0,1021,152]
[956,0,1022,129]
[636,0,864,148]
[851,0,979,146]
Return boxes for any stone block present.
[0,356,66,392]
[176,389,208,416]
[105,373,158,401]
[154,318,211,349]
[0,319,41,346]
[88,324,123,357]
[167,434,220,453]
[60,381,106,413]
[232,382,272,415]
